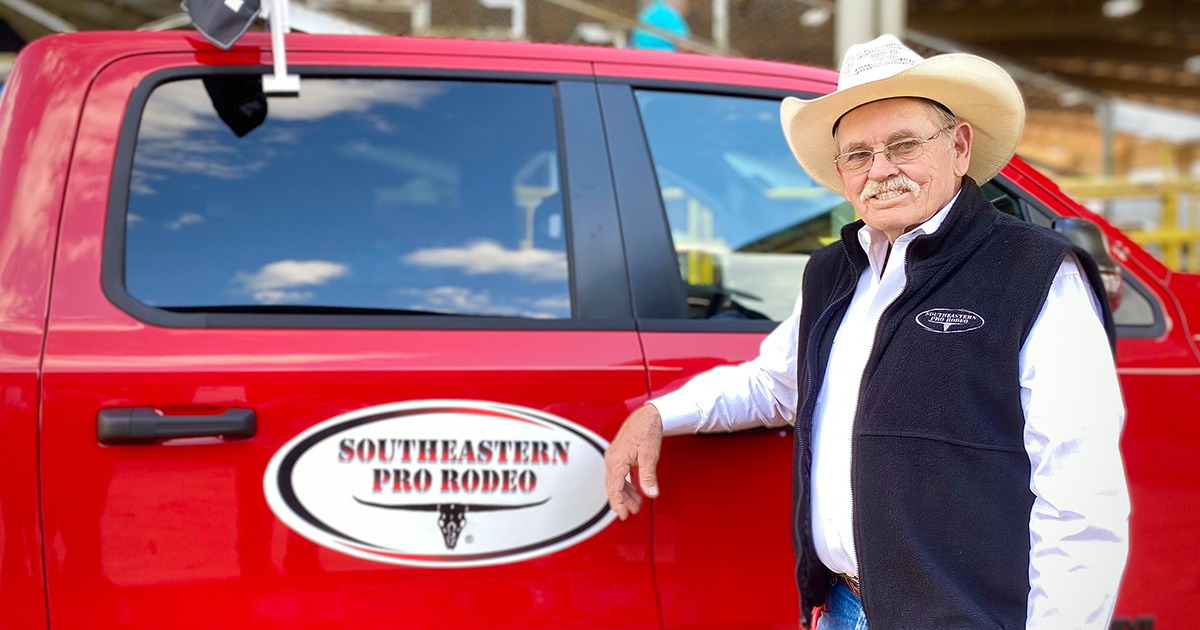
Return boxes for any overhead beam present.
[0,0,76,32]
[1111,93,1200,115]
[910,1,1200,43]
[998,39,1199,66]
[1060,76,1200,99]
[288,3,383,35]
[137,12,192,31]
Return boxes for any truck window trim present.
[102,66,634,331]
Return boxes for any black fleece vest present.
[791,177,1115,629]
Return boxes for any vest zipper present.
[793,243,856,616]
[798,244,857,428]
[848,244,913,622]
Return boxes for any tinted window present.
[124,77,570,319]
[1113,272,1157,327]
[635,90,851,322]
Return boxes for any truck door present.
[40,50,656,630]
[598,71,846,629]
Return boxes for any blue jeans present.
[816,580,869,630]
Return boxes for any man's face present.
[834,98,972,242]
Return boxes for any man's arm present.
[1020,255,1130,630]
[652,298,802,436]
[604,294,803,519]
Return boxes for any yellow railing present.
[662,186,722,285]
[1059,177,1200,272]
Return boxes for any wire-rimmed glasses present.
[833,126,954,174]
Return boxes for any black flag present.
[202,75,268,138]
[181,0,261,50]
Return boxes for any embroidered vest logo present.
[915,308,986,333]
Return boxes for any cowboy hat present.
[780,35,1025,196]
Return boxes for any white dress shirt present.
[650,192,1130,630]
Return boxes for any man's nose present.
[866,150,900,179]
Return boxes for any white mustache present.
[861,175,921,201]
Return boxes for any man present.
[604,35,1129,630]
[629,0,689,52]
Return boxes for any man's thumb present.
[638,455,659,498]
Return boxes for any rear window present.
[120,76,570,320]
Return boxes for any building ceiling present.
[909,0,1200,113]
[0,0,178,35]
[3,0,1198,114]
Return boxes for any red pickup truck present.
[0,31,1193,630]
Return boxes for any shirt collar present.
[856,188,963,278]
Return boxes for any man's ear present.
[952,122,973,177]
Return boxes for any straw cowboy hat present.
[781,34,1025,196]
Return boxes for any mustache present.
[861,175,921,201]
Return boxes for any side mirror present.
[1052,217,1123,313]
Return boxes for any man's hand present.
[604,405,664,520]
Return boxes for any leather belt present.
[838,573,861,599]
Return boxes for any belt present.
[838,573,861,599]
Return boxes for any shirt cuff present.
[648,390,703,436]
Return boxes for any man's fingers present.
[605,458,632,512]
[618,483,642,520]
[620,482,643,511]
[608,481,641,521]
[605,404,665,518]
[605,458,629,494]
[605,458,648,521]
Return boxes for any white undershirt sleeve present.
[1020,255,1130,630]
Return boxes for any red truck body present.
[0,32,1194,630]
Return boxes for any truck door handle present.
[97,408,256,444]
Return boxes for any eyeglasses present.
[833,126,954,174]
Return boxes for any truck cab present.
[0,31,1193,630]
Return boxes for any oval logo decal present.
[915,308,985,333]
[263,400,615,567]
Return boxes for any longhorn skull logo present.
[354,497,551,550]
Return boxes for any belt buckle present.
[839,573,861,599]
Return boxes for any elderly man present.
[604,36,1129,630]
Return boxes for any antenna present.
[262,0,301,95]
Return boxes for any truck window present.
[120,77,570,320]
[984,179,1162,334]
[634,89,851,322]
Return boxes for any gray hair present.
[924,99,959,130]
